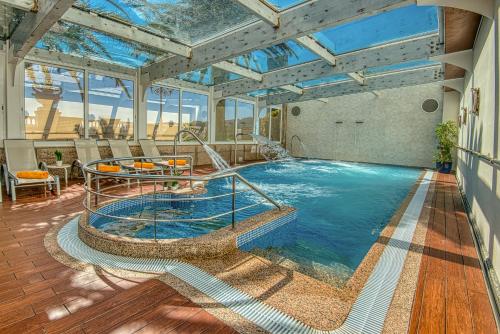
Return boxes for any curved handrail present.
[82,154,282,238]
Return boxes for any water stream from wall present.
[202,144,231,171]
[250,134,293,161]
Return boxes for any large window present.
[88,74,134,140]
[181,91,208,141]
[24,63,84,140]
[257,106,282,142]
[146,86,180,140]
[215,99,236,141]
[257,107,270,139]
[215,99,255,142]
[270,106,282,142]
[237,101,254,140]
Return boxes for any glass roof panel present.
[297,74,350,88]
[233,40,319,73]
[264,0,308,11]
[0,4,26,40]
[75,0,259,46]
[364,59,441,76]
[312,5,439,55]
[37,22,162,68]
[247,88,287,97]
[177,66,244,86]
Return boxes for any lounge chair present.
[107,140,163,174]
[2,139,60,202]
[72,139,102,177]
[138,139,191,171]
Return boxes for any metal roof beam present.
[431,49,473,73]
[0,0,34,11]
[26,48,136,75]
[280,85,304,94]
[296,35,337,65]
[10,0,74,61]
[212,61,263,81]
[262,65,443,104]
[61,7,192,58]
[234,0,280,27]
[141,0,411,85]
[348,72,366,85]
[214,34,442,98]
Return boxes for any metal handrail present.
[456,146,500,168]
[82,155,281,240]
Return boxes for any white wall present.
[286,83,443,168]
[456,4,500,284]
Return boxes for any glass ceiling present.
[297,74,350,88]
[233,40,319,73]
[37,22,162,68]
[264,0,308,11]
[364,59,441,76]
[248,88,287,97]
[75,0,259,46]
[312,5,439,55]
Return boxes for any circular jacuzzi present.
[78,156,286,259]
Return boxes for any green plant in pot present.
[168,169,184,190]
[434,121,458,174]
[54,150,63,167]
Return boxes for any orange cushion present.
[16,171,49,179]
[167,159,187,166]
[134,162,155,169]
[97,165,120,173]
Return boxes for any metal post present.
[232,175,236,229]
[95,175,99,206]
[153,181,157,241]
[86,172,92,211]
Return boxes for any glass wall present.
[181,91,208,141]
[146,86,180,140]
[257,107,270,139]
[24,63,84,140]
[88,74,134,140]
[215,99,236,141]
[215,98,255,142]
[236,101,254,140]
[23,62,278,144]
[270,106,282,141]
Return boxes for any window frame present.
[213,97,256,144]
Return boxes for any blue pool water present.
[91,160,421,283]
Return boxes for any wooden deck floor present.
[0,172,497,333]
[0,182,237,334]
[409,173,497,334]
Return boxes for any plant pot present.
[56,160,63,167]
[435,162,442,170]
[438,161,452,174]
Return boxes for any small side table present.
[47,164,72,187]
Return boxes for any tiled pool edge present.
[50,171,434,334]
[236,210,298,248]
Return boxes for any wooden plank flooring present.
[409,173,497,334]
[0,172,497,333]
[0,182,237,334]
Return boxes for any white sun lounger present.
[2,139,60,202]
[107,140,163,174]
[138,139,192,170]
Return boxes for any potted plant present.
[167,169,184,190]
[54,150,63,167]
[434,121,458,173]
